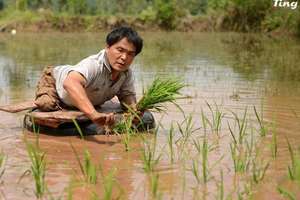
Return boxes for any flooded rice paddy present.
[0,32,300,199]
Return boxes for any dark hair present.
[106,26,143,56]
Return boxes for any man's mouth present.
[117,62,125,67]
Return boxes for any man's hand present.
[88,111,115,126]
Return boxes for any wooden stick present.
[0,101,37,113]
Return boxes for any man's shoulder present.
[77,49,105,67]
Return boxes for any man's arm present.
[119,94,137,111]
[63,71,114,125]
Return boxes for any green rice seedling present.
[245,126,255,159]
[215,170,224,200]
[286,137,300,182]
[206,101,225,137]
[201,109,209,134]
[136,77,185,112]
[113,115,136,152]
[236,183,253,200]
[66,180,74,200]
[98,165,124,200]
[90,192,100,200]
[0,151,6,179]
[270,124,277,159]
[72,119,84,139]
[26,143,46,198]
[202,133,209,183]
[176,114,199,150]
[230,108,248,145]
[251,159,270,184]
[83,150,98,184]
[230,142,250,173]
[167,123,175,164]
[102,168,117,200]
[70,144,98,184]
[253,106,268,137]
[150,173,162,200]
[277,186,296,200]
[30,116,40,147]
[45,187,64,200]
[190,137,223,184]
[190,159,201,185]
[140,132,162,173]
[192,137,201,154]
[228,122,238,145]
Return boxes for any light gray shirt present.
[53,49,136,107]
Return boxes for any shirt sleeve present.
[117,69,136,101]
[70,57,99,87]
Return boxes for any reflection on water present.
[0,32,300,199]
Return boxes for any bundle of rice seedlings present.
[136,77,185,112]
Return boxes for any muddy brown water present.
[0,32,300,199]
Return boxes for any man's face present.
[105,37,136,72]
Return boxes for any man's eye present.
[128,52,135,57]
[117,48,124,52]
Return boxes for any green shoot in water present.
[230,142,250,173]
[190,159,201,185]
[113,114,136,151]
[150,173,162,200]
[253,106,267,137]
[70,144,98,184]
[206,101,225,137]
[140,130,162,173]
[277,186,296,200]
[102,168,117,200]
[229,108,248,146]
[202,133,209,183]
[216,170,224,200]
[167,123,175,164]
[26,143,46,198]
[0,151,5,180]
[251,159,270,184]
[72,119,84,139]
[286,137,300,182]
[270,123,277,159]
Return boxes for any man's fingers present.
[90,112,115,126]
[105,113,115,125]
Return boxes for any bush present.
[154,0,179,30]
[16,0,28,11]
[0,0,4,10]
[139,6,157,22]
[223,0,272,31]
[66,0,87,14]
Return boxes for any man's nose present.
[120,52,127,60]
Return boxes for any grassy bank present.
[0,0,300,37]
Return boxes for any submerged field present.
[0,32,300,199]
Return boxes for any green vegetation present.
[113,114,136,151]
[136,77,185,112]
[26,143,47,198]
[140,132,162,173]
[100,167,120,200]
[277,186,296,200]
[286,138,300,183]
[0,151,6,179]
[1,0,299,36]
[71,144,98,184]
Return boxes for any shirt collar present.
[103,50,112,73]
[96,49,112,72]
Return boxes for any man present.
[34,26,143,128]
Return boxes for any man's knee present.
[35,95,59,111]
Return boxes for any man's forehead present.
[114,38,136,52]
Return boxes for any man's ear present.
[105,44,110,51]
